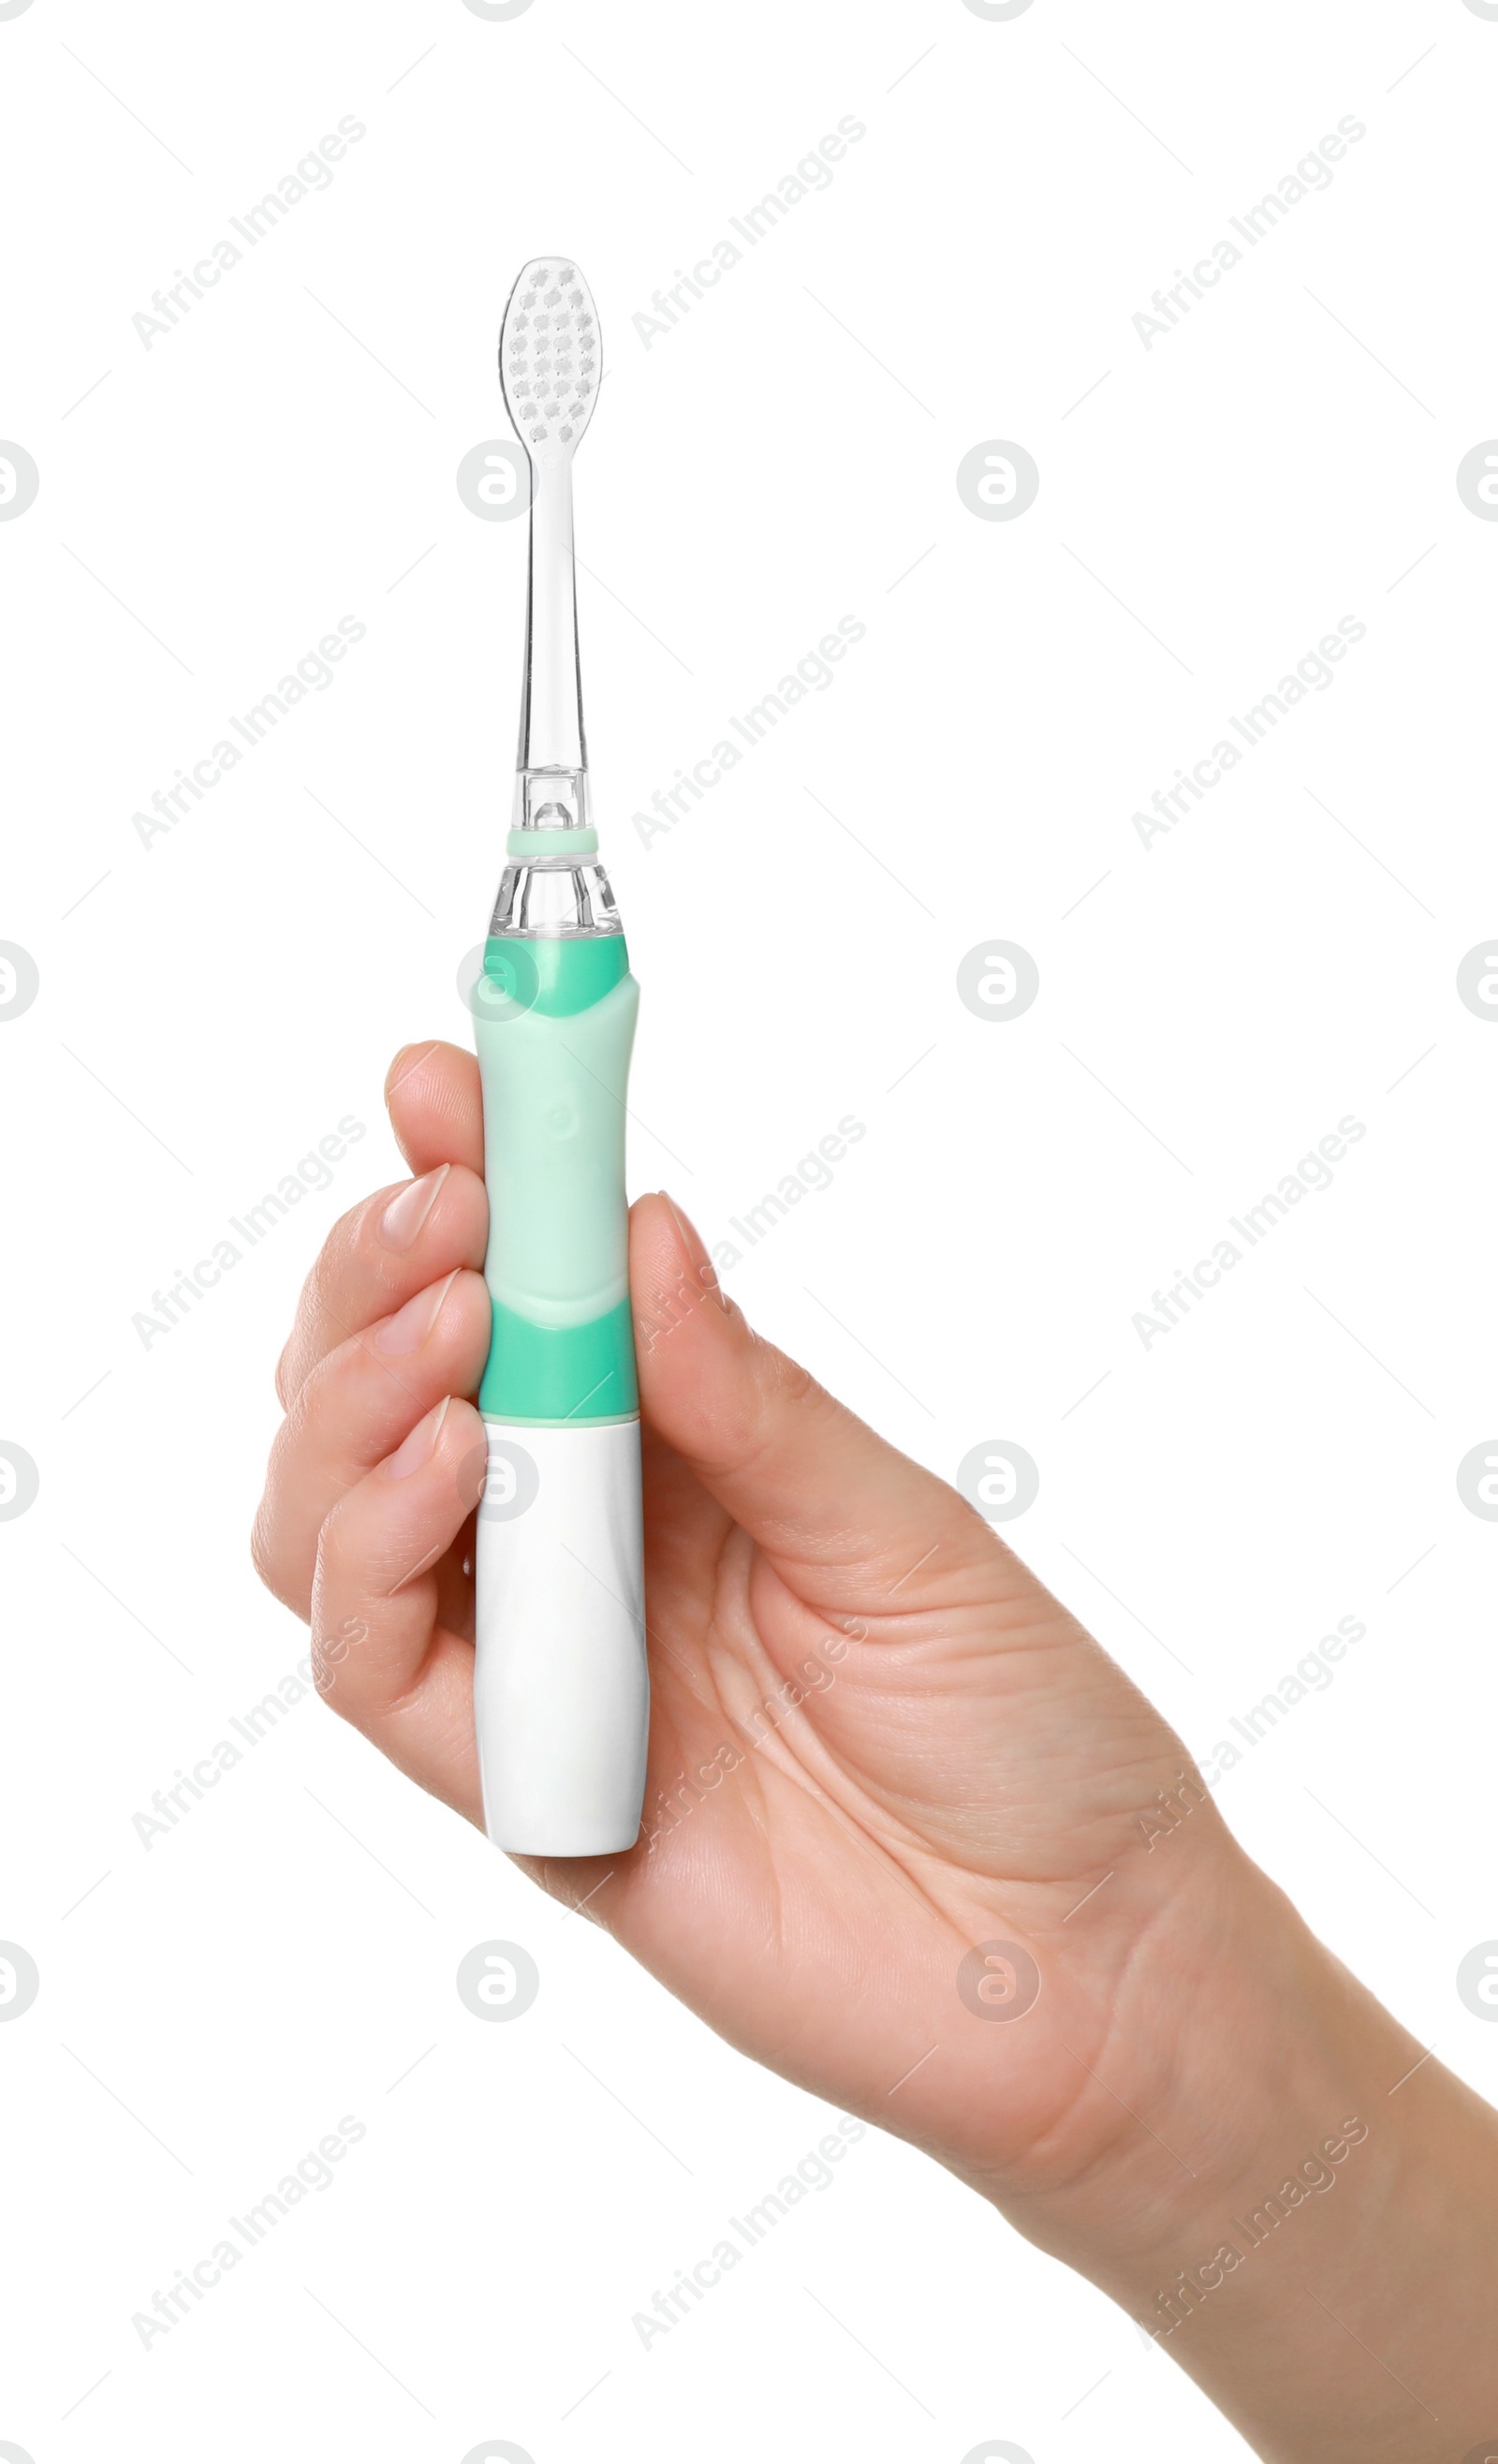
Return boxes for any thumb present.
[630,1191,1011,1615]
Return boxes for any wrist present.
[1094,1875,1408,2319]
[1003,1859,1498,2457]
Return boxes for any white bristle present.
[500,258,600,459]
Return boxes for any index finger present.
[385,1040,484,1177]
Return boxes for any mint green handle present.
[475,936,639,1424]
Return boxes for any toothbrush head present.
[500,257,601,463]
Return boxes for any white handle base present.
[473,1418,648,1856]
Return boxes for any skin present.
[254,1040,1498,2458]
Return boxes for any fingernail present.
[374,1268,459,1356]
[385,1395,451,1479]
[385,1040,438,1108]
[662,1191,726,1306]
[378,1163,449,1252]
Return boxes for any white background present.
[2,0,1496,2456]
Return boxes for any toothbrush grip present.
[473,1417,646,1854]
[471,937,647,1854]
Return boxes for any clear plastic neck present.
[489,856,622,938]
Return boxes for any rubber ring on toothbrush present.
[507,825,599,860]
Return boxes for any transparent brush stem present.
[514,460,589,834]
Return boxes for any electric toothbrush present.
[471,257,648,1856]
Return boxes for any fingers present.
[252,1038,492,1824]
[274,1041,486,1408]
[310,1394,485,1825]
[385,1041,484,1177]
[276,1163,488,1407]
[631,1192,1009,1615]
[254,1267,491,1618]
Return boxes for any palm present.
[514,1419,1237,2210]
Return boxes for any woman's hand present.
[253,1040,1498,2461]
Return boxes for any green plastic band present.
[506,826,598,859]
[481,933,627,1017]
[479,1297,639,1422]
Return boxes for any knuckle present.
[305,1187,383,1317]
[308,1540,367,1728]
[305,1198,367,1314]
[273,1339,297,1410]
[330,1186,380,1259]
[248,1497,293,1607]
[750,1332,824,1431]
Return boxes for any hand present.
[254,1040,1498,2460]
[254,1037,1229,2202]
